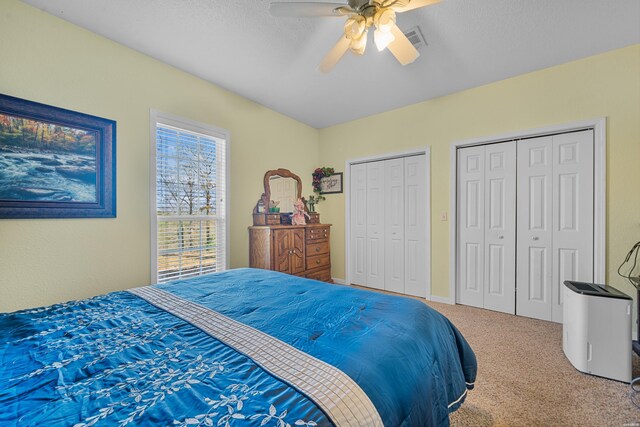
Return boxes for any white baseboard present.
[334,279,452,304]
[429,295,453,305]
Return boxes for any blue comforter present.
[0,268,476,426]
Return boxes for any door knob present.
[532,236,539,241]
[498,235,504,240]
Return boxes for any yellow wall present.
[0,0,318,312]
[318,45,640,301]
[1,0,638,314]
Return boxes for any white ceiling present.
[21,0,640,128]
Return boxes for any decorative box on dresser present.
[249,224,332,282]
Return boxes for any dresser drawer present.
[307,240,329,256]
[307,253,330,269]
[306,227,330,240]
[306,268,332,282]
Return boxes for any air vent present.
[403,26,427,50]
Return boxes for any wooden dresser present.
[249,224,332,282]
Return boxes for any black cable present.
[618,241,640,289]
[619,242,640,409]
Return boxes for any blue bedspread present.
[0,268,476,426]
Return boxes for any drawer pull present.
[315,247,321,252]
[316,259,321,264]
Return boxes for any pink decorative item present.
[291,198,310,226]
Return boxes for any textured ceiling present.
[20,0,640,128]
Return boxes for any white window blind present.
[154,121,227,283]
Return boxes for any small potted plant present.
[305,194,323,223]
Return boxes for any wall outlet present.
[441,212,448,221]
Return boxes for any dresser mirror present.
[250,169,331,281]
[263,168,302,213]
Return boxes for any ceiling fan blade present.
[269,2,350,17]
[391,0,441,13]
[387,25,420,65]
[319,35,350,73]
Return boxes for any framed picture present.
[0,94,116,218]
[319,172,343,194]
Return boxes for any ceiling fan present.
[270,0,441,72]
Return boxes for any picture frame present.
[0,94,116,218]
[319,172,343,194]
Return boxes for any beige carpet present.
[422,301,640,426]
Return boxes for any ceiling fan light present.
[344,15,366,40]
[374,28,395,51]
[349,30,368,55]
[374,8,396,33]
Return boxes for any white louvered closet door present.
[457,146,486,308]
[366,161,386,290]
[350,163,367,286]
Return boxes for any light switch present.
[441,212,448,221]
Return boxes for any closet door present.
[551,130,594,322]
[517,132,594,322]
[385,158,405,293]
[483,143,517,314]
[366,161,385,290]
[457,146,485,308]
[517,136,554,321]
[350,163,367,286]
[404,155,427,297]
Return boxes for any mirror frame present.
[263,168,302,210]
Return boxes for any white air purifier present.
[562,281,632,383]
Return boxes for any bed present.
[0,268,477,426]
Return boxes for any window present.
[151,112,229,284]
